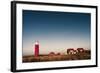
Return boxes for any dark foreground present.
[23,50,91,63]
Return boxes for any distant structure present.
[49,52,55,56]
[67,48,85,54]
[57,52,61,55]
[77,48,84,53]
[34,41,39,57]
[67,48,76,54]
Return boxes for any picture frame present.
[11,1,98,72]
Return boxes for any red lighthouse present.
[34,41,39,57]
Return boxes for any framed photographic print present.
[11,1,98,72]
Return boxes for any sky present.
[22,10,91,56]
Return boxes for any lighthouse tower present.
[34,41,39,57]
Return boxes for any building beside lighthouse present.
[34,41,39,57]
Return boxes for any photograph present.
[11,1,97,72]
[22,10,91,63]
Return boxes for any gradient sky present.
[22,10,91,56]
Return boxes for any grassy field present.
[23,50,91,63]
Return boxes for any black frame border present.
[11,1,98,72]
